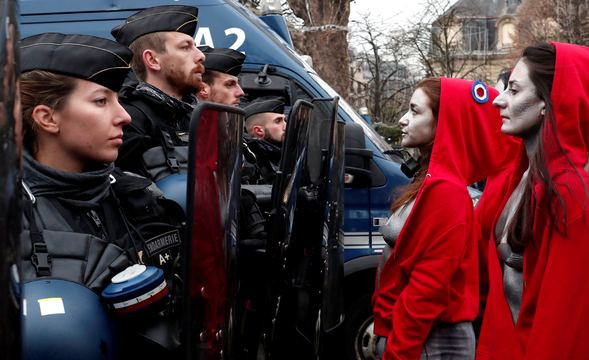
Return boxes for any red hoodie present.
[372,78,519,360]
[476,42,589,360]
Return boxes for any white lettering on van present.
[225,27,246,52]
[195,27,214,47]
[194,27,247,53]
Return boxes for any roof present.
[445,0,521,19]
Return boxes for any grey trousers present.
[376,322,475,360]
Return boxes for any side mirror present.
[239,66,290,100]
[344,123,373,188]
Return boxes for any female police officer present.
[19,33,185,358]
[19,32,139,289]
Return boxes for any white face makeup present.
[493,59,546,137]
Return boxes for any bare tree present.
[349,13,415,124]
[517,0,589,49]
[406,0,492,81]
[238,0,259,7]
[287,0,351,97]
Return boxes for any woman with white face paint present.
[477,43,589,360]
[373,77,518,360]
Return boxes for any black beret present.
[245,96,286,118]
[202,47,246,77]
[20,33,132,92]
[111,5,198,47]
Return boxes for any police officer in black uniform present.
[20,33,138,290]
[111,5,205,180]
[196,46,246,106]
[192,47,267,241]
[19,33,185,358]
[243,96,287,184]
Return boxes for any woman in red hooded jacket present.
[476,43,589,359]
[372,77,519,360]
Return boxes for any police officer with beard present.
[243,96,287,184]
[111,5,205,180]
[196,46,246,106]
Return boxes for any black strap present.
[128,99,183,174]
[107,185,143,264]
[22,182,52,277]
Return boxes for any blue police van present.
[18,0,412,358]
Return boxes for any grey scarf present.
[23,152,114,208]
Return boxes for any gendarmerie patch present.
[144,229,181,266]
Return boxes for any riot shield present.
[183,102,243,360]
[318,118,345,355]
[0,1,21,358]
[297,98,345,358]
[263,99,313,359]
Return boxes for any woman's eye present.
[508,88,517,95]
[94,98,107,106]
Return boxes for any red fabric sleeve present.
[520,214,589,359]
[384,222,468,360]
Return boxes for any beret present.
[21,33,132,92]
[111,5,198,47]
[245,96,286,118]
[202,47,246,77]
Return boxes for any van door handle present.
[373,217,388,227]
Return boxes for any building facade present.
[431,0,522,84]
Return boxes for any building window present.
[463,19,489,52]
[500,22,515,48]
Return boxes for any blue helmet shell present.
[21,279,116,360]
[155,173,187,212]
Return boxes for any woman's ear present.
[31,104,59,134]
[540,101,546,117]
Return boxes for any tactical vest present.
[125,95,191,182]
[21,182,133,292]
[21,170,185,292]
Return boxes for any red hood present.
[431,78,521,185]
[476,43,589,360]
[545,42,589,170]
[373,78,522,359]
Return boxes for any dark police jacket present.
[242,135,282,185]
[116,81,196,181]
[20,155,185,292]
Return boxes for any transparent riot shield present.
[0,1,21,358]
[183,102,243,360]
[263,99,313,359]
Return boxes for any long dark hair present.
[391,77,440,213]
[506,43,577,252]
